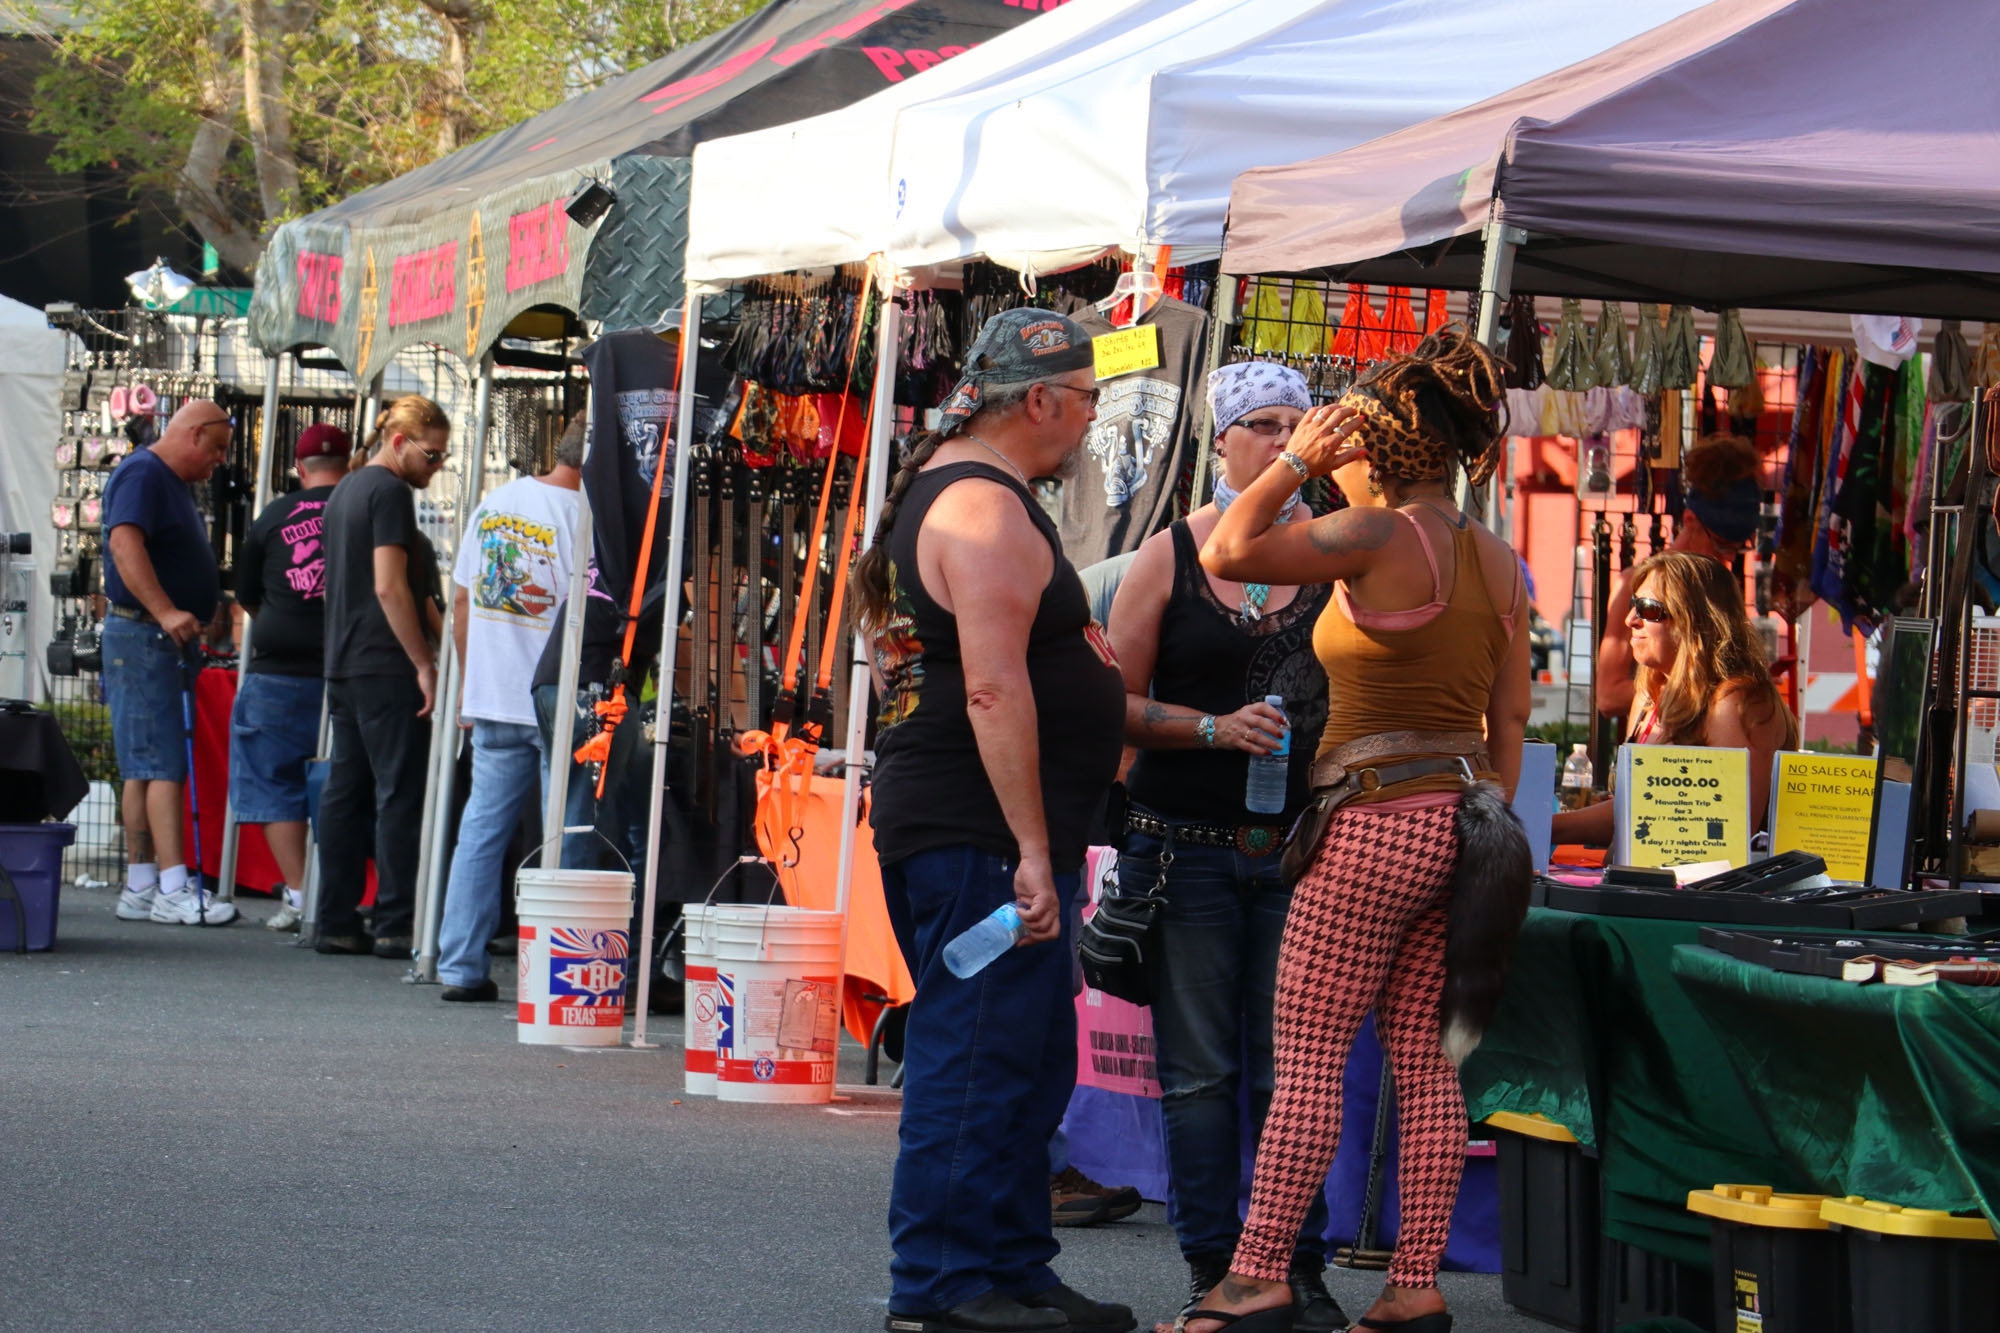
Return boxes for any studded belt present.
[1125,806,1287,858]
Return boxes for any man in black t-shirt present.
[313,396,450,957]
[230,423,348,931]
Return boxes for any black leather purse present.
[1077,883,1166,1007]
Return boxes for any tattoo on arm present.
[1142,701,1170,727]
[1305,507,1399,557]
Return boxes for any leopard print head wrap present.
[1338,325,1510,487]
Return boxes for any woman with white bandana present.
[1104,361,1343,1333]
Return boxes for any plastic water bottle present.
[1561,743,1594,812]
[1245,694,1291,816]
[943,903,1026,978]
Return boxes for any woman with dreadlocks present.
[1185,327,1534,1333]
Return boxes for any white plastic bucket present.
[514,867,635,1047]
[712,906,843,1105]
[682,905,718,1095]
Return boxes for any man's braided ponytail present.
[851,431,947,636]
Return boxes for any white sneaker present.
[115,887,157,921]
[149,887,240,926]
[265,903,303,932]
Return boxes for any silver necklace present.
[958,431,1029,488]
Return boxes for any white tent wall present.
[685,0,1185,284]
[0,299,70,702]
[687,0,1713,284]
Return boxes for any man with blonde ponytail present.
[315,395,450,958]
[861,310,1131,1333]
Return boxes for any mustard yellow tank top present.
[1313,514,1515,795]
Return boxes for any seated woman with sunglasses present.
[1552,550,1798,845]
[1105,361,1342,1333]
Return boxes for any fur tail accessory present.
[1440,780,1534,1067]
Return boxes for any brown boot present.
[1050,1166,1143,1228]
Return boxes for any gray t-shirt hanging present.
[1057,296,1211,567]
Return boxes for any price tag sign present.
[1618,745,1750,869]
[1092,326,1161,380]
[1770,752,1877,880]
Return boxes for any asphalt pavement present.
[1,885,1548,1332]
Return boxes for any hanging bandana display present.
[1592,302,1632,388]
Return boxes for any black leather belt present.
[107,603,158,626]
[1126,807,1287,858]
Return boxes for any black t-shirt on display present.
[868,462,1126,871]
[1057,297,1211,568]
[238,484,335,676]
[321,466,422,680]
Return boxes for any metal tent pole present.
[215,353,283,902]
[1472,215,1525,543]
[541,502,593,862]
[631,302,703,1047]
[410,352,495,981]
[832,280,900,999]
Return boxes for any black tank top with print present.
[868,462,1127,871]
[1125,521,1330,826]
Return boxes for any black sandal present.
[1356,1315,1451,1331]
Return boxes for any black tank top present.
[868,461,1127,870]
[1125,521,1330,825]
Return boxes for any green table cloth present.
[1464,910,1813,1266]
[1464,908,2000,1268]
[1671,943,2000,1222]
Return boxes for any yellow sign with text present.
[1620,745,1751,869]
[1093,325,1161,380]
[1770,752,1877,881]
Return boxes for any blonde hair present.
[354,395,450,471]
[1631,550,1798,748]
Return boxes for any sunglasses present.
[416,447,448,467]
[1631,596,1672,624]
[1045,382,1101,407]
[1233,416,1297,438]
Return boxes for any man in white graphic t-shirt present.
[435,418,584,1001]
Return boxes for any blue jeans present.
[102,615,198,782]
[1124,829,1329,1262]
[884,846,1079,1315]
[228,672,324,822]
[437,720,546,987]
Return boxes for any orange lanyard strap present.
[575,314,691,789]
[773,263,878,742]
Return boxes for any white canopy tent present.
[0,297,69,702]
[687,0,1714,285]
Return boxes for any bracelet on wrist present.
[1196,714,1217,748]
[1277,450,1311,481]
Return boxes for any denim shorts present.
[229,672,325,822]
[101,614,198,783]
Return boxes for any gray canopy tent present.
[1221,0,2000,323]
[1220,0,2000,894]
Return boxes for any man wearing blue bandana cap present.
[1597,435,1764,721]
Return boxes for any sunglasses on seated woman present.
[1631,596,1672,624]
[1233,416,1297,437]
